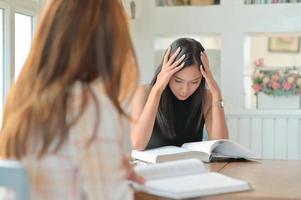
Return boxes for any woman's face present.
[168,64,202,101]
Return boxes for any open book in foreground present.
[132,159,251,199]
[131,139,259,163]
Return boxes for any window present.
[245,33,301,109]
[156,0,220,6]
[0,8,4,125]
[14,12,33,80]
[0,1,38,126]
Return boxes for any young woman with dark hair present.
[131,38,228,150]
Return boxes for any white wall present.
[250,35,301,68]
[126,0,156,84]
[126,0,301,157]
[227,111,301,160]
[0,0,40,127]
[127,0,301,112]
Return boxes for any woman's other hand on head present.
[154,47,185,93]
[199,51,221,100]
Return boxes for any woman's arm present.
[131,47,185,150]
[130,85,163,150]
[204,90,228,139]
[201,52,228,140]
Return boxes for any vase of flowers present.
[252,66,301,109]
[256,92,300,109]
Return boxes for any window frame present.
[14,10,36,81]
[0,1,9,126]
[0,0,38,126]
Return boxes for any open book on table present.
[131,139,258,163]
[132,159,251,199]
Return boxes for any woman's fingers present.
[200,64,208,80]
[203,51,209,60]
[171,62,185,74]
[162,46,171,67]
[123,155,145,184]
[130,171,145,184]
[127,167,145,184]
[169,54,185,69]
[167,47,181,66]
[202,52,210,68]
[200,52,208,66]
[201,52,212,75]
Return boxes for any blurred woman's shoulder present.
[68,79,117,120]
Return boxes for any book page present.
[134,159,206,181]
[181,140,222,154]
[213,141,257,158]
[143,146,191,155]
[138,172,250,199]
[131,146,191,163]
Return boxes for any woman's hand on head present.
[154,47,185,92]
[199,51,222,100]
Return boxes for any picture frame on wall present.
[268,36,300,53]
[156,0,219,6]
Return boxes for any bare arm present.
[201,52,228,140]
[131,47,185,150]
[130,85,163,150]
[204,90,228,140]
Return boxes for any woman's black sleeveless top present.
[146,93,205,149]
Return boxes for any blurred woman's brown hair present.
[0,0,139,159]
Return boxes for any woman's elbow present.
[131,135,147,151]
[209,132,228,140]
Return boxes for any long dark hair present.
[151,38,206,139]
[0,0,138,159]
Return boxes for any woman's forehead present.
[174,64,201,81]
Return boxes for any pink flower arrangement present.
[252,67,301,96]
